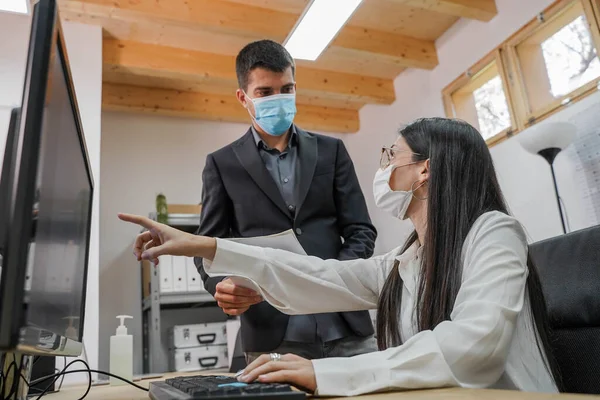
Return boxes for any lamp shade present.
[518,121,577,155]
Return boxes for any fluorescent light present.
[284,0,363,61]
[0,0,29,14]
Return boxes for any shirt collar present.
[251,125,298,150]
[394,240,422,262]
[395,240,423,296]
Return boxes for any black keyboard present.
[149,375,306,400]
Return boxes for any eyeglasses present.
[380,146,423,169]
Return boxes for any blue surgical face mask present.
[244,92,297,136]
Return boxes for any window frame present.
[594,0,600,23]
[442,49,518,146]
[504,0,600,128]
[442,0,600,147]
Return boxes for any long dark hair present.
[376,118,563,390]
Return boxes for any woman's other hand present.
[238,353,317,393]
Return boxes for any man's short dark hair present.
[235,40,296,90]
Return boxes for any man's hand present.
[214,278,263,316]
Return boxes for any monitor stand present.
[1,352,34,400]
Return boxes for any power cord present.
[31,370,149,392]
[29,360,148,399]
[1,355,55,399]
[33,359,91,400]
[0,354,19,400]
[57,357,67,392]
[1,352,148,399]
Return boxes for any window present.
[443,51,516,144]
[506,0,600,125]
[443,0,600,146]
[542,16,599,97]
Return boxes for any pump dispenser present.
[109,315,133,385]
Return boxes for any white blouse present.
[204,211,558,396]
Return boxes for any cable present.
[31,369,149,392]
[5,357,19,399]
[3,356,149,399]
[34,359,91,400]
[24,370,60,396]
[0,355,5,400]
[29,367,148,399]
[57,357,67,392]
[0,358,19,400]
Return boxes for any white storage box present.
[157,255,173,293]
[172,256,188,292]
[186,257,204,291]
[169,322,227,349]
[170,345,228,372]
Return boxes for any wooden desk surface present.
[46,373,599,400]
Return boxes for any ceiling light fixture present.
[0,0,29,14]
[284,0,363,61]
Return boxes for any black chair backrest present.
[529,225,600,394]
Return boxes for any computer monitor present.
[0,108,20,258]
[0,0,93,357]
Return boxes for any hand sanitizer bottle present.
[110,315,133,385]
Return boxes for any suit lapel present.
[295,127,317,216]
[233,129,291,218]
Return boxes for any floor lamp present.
[518,121,577,234]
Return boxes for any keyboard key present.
[218,382,248,388]
[244,384,263,393]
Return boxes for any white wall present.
[0,11,102,384]
[99,113,251,373]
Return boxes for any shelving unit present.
[141,212,221,374]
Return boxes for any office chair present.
[529,225,600,394]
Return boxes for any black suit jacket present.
[195,126,377,352]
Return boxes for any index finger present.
[244,354,272,373]
[118,213,157,231]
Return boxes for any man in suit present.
[195,40,378,362]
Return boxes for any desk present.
[45,373,599,400]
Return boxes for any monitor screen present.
[25,31,92,343]
[0,108,20,276]
[0,0,93,355]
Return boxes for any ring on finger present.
[269,353,281,362]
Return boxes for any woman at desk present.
[119,118,562,396]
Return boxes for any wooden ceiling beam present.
[217,0,308,15]
[334,27,437,69]
[102,83,360,133]
[102,69,365,110]
[388,0,498,22]
[59,0,438,70]
[103,39,396,105]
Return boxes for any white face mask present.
[373,164,425,220]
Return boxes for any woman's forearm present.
[205,238,385,314]
[193,235,217,261]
